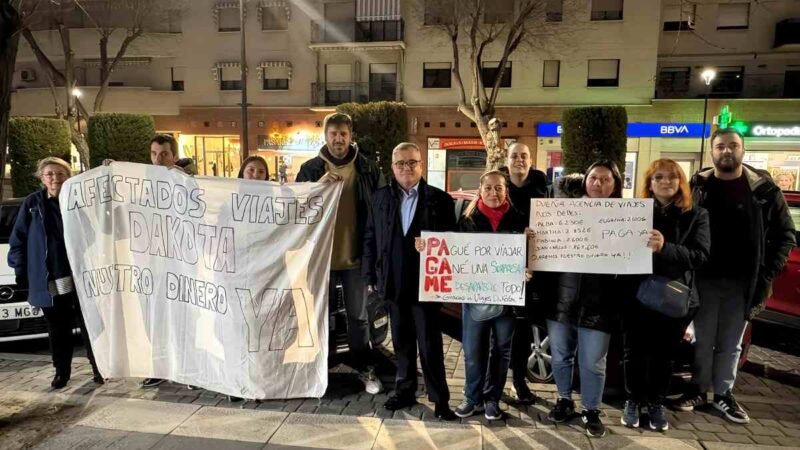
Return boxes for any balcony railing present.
[311,82,402,106]
[311,19,404,44]
[655,73,800,99]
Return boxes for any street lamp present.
[699,69,716,168]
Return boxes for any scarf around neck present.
[476,198,510,231]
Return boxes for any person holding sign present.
[498,142,548,404]
[8,157,104,389]
[237,156,270,181]
[363,143,457,420]
[620,159,710,432]
[443,171,529,421]
[296,112,385,395]
[672,129,796,424]
[544,160,626,438]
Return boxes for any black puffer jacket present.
[649,202,711,308]
[691,165,796,320]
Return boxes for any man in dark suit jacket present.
[363,142,457,420]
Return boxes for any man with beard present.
[672,129,795,423]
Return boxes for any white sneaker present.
[359,367,383,395]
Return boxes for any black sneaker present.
[648,403,669,431]
[547,398,576,423]
[141,378,165,388]
[621,400,639,428]
[713,392,750,424]
[670,392,706,412]
[512,383,536,405]
[484,400,504,420]
[582,409,606,438]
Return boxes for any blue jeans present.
[462,305,515,405]
[547,319,611,411]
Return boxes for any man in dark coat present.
[296,112,385,394]
[497,142,547,404]
[362,142,456,420]
[672,128,796,424]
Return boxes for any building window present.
[424,0,454,25]
[717,3,749,30]
[220,67,242,90]
[712,66,744,94]
[546,0,563,22]
[218,8,241,32]
[171,67,185,91]
[543,60,560,87]
[423,62,451,88]
[263,78,289,90]
[591,0,623,21]
[663,4,695,31]
[657,67,690,95]
[587,59,619,87]
[485,0,514,24]
[262,6,288,30]
[482,61,512,88]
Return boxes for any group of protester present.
[8,112,795,439]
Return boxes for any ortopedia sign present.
[750,125,800,138]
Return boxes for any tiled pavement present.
[1,335,800,449]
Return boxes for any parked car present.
[0,198,389,353]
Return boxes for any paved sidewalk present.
[746,344,800,387]
[1,334,800,449]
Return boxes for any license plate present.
[373,316,388,329]
[0,302,42,321]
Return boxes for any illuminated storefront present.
[178,134,241,177]
[255,130,325,182]
[731,121,800,192]
[427,137,516,191]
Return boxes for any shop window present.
[218,8,240,32]
[546,0,563,22]
[587,59,619,87]
[447,150,486,191]
[591,0,623,21]
[717,3,749,30]
[482,61,512,88]
[543,60,560,87]
[423,62,451,88]
[711,66,744,95]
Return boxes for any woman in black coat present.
[621,159,710,431]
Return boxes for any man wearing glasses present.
[672,129,795,424]
[362,143,457,420]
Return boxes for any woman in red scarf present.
[453,170,528,420]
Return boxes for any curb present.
[742,360,800,388]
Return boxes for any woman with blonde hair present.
[620,159,710,431]
[8,157,103,389]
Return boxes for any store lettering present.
[751,125,800,138]
[660,125,689,135]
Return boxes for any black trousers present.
[510,317,532,386]
[623,303,692,405]
[387,300,450,405]
[41,292,100,379]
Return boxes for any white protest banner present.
[529,198,653,274]
[60,162,342,399]
[418,232,526,306]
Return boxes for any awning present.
[213,2,246,23]
[356,0,400,22]
[257,61,292,80]
[211,62,246,80]
[83,57,151,68]
[258,1,291,21]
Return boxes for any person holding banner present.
[363,142,457,420]
[237,156,270,181]
[620,159,710,432]
[446,170,529,421]
[296,112,385,395]
[8,157,104,389]
[498,142,548,404]
[545,160,625,438]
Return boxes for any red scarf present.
[476,198,510,231]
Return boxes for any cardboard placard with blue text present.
[418,232,526,306]
[60,162,342,400]
[529,198,654,274]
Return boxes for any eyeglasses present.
[652,174,679,182]
[393,160,421,169]
[42,172,67,180]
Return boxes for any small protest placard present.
[418,232,526,306]
[529,198,654,274]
